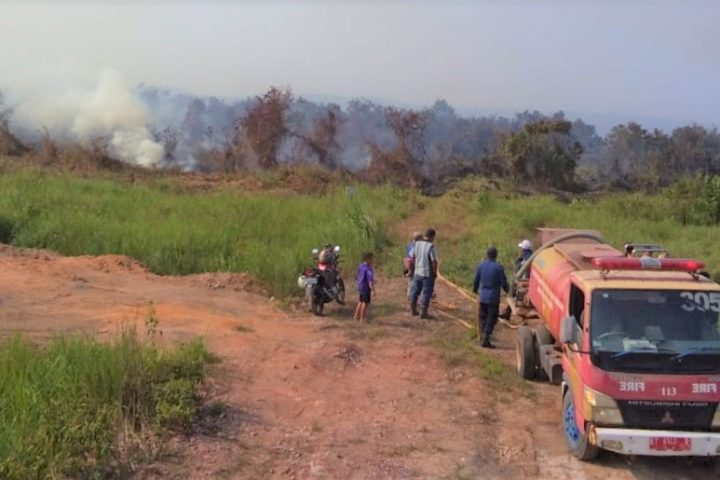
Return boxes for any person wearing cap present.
[515,239,533,272]
[473,246,509,349]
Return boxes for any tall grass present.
[418,178,720,288]
[1,170,718,295]
[0,329,213,479]
[0,170,415,297]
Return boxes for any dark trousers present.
[410,275,435,310]
[478,302,500,340]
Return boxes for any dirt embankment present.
[0,245,716,479]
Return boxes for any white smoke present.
[13,69,163,166]
[110,127,164,167]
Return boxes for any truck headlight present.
[713,405,720,427]
[583,387,624,426]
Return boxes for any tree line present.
[2,87,720,193]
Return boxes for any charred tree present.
[241,87,293,169]
[367,107,429,188]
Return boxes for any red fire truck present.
[510,229,720,460]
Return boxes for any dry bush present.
[0,121,30,157]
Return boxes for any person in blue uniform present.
[473,247,509,349]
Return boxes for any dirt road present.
[0,245,716,479]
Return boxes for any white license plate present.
[304,277,317,285]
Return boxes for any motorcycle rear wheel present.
[335,278,346,305]
[311,289,324,316]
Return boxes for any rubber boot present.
[410,304,419,316]
[481,338,496,349]
[420,309,433,320]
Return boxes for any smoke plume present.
[13,69,163,166]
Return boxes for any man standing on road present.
[409,228,438,320]
[472,246,509,349]
[404,231,423,295]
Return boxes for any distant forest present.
[2,86,719,192]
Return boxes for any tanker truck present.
[510,229,720,460]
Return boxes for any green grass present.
[420,177,720,289]
[0,329,214,480]
[432,324,534,398]
[9,168,720,477]
[5,170,715,300]
[0,169,416,297]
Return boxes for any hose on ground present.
[435,273,523,330]
[436,231,607,332]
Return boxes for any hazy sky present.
[1,1,718,124]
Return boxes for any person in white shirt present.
[409,228,438,319]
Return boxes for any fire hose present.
[434,272,523,331]
[434,231,606,332]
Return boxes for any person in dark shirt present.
[472,247,509,349]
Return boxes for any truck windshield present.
[590,289,720,373]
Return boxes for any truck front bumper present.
[594,427,720,456]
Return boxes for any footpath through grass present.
[0,328,214,480]
[0,169,416,297]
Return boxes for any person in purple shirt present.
[354,252,375,322]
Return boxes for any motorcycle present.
[297,244,346,316]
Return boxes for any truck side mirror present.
[560,315,577,344]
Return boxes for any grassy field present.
[0,327,214,479]
[0,169,416,297]
[1,169,719,296]
[411,178,720,289]
[1,166,719,477]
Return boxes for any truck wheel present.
[562,389,599,461]
[516,326,536,380]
